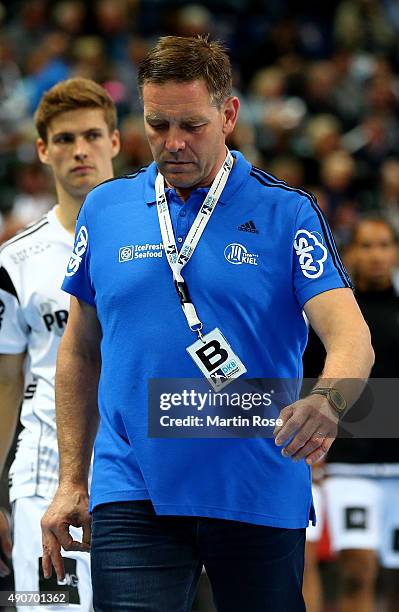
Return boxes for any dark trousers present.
[91,500,306,612]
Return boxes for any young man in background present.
[0,77,119,610]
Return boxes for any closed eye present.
[147,121,168,131]
[182,124,206,132]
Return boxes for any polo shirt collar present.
[144,150,251,207]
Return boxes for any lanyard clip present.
[190,322,205,343]
[174,279,191,304]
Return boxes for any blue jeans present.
[91,500,305,612]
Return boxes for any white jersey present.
[0,207,73,502]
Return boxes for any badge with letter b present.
[187,328,247,390]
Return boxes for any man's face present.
[143,80,239,195]
[37,108,120,200]
[352,221,398,287]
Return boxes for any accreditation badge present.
[187,328,247,391]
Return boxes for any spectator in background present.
[302,114,342,185]
[72,36,108,83]
[359,157,399,233]
[174,4,213,38]
[378,159,399,236]
[344,111,399,184]
[114,36,151,117]
[0,34,29,149]
[248,65,306,157]
[330,49,365,130]
[52,1,87,38]
[303,216,399,612]
[334,0,396,54]
[226,118,264,168]
[269,155,305,188]
[6,0,50,67]
[320,150,358,245]
[303,61,338,117]
[116,114,152,175]
[93,0,131,63]
[24,31,71,113]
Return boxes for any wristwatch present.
[309,387,347,417]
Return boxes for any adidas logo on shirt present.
[238,220,259,234]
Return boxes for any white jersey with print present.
[0,207,73,502]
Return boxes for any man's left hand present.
[273,394,338,465]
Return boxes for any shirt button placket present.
[177,205,189,245]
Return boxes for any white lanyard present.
[155,149,234,337]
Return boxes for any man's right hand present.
[0,508,12,577]
[41,485,91,581]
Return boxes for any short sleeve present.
[0,257,28,353]
[293,195,353,309]
[61,206,96,306]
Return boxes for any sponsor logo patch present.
[200,195,214,215]
[294,229,327,278]
[224,243,259,266]
[65,226,88,277]
[177,244,192,265]
[209,368,228,383]
[157,193,168,214]
[118,242,164,262]
[119,246,134,262]
[345,507,367,530]
[238,220,259,234]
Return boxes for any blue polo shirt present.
[62,151,351,527]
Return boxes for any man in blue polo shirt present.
[41,36,374,611]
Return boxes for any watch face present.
[329,388,346,412]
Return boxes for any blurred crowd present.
[1,0,399,248]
